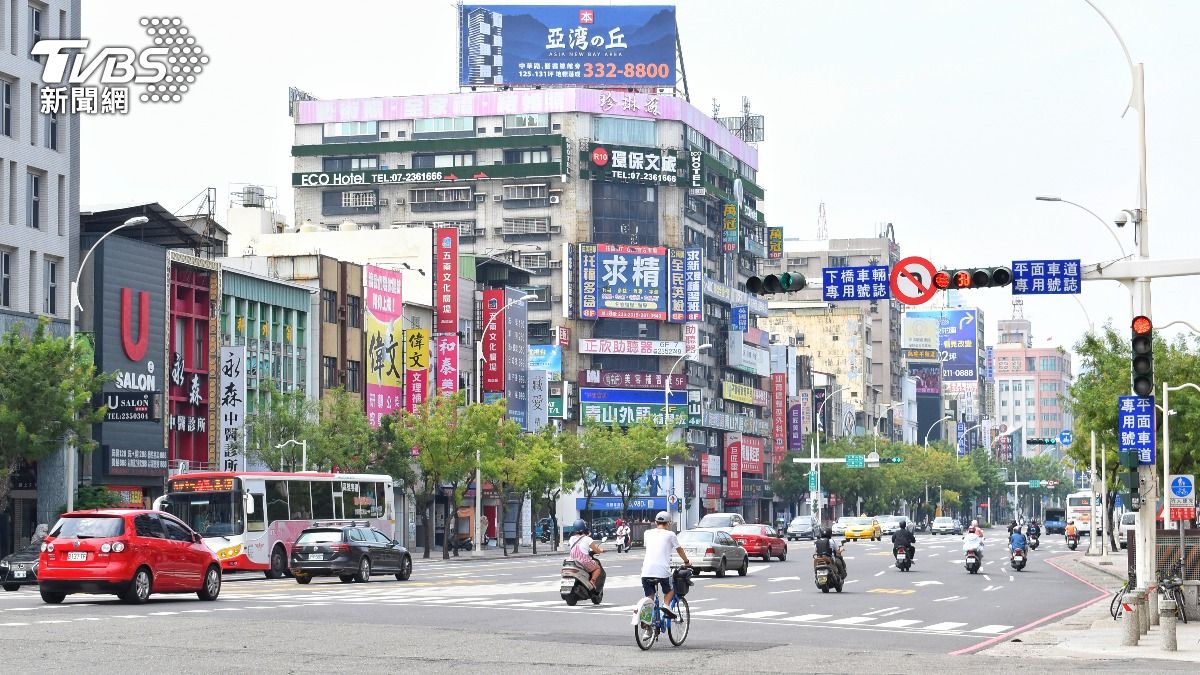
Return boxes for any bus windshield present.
[162,491,244,537]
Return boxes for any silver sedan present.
[672,528,749,577]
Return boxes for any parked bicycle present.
[1158,559,1188,624]
[1110,567,1136,621]
[632,566,692,650]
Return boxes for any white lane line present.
[0,622,29,626]
[782,613,832,622]
[768,576,803,582]
[463,599,525,606]
[746,565,771,574]
[148,611,178,616]
[928,553,940,557]
[37,620,70,624]
[983,575,992,582]
[731,610,788,619]
[982,585,1003,592]
[243,606,274,609]
[845,580,859,584]
[922,621,967,631]
[769,589,803,595]
[933,595,965,603]
[879,608,913,617]
[73,617,101,621]
[828,616,875,625]
[213,607,243,611]
[113,615,145,619]
[972,624,1013,634]
[180,609,212,613]
[862,607,900,616]
[875,619,922,628]
[690,608,744,616]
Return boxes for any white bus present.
[1066,490,1101,535]
[155,471,394,578]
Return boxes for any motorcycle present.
[1066,533,1079,551]
[1010,547,1027,571]
[894,546,913,572]
[1028,534,1040,550]
[560,540,607,606]
[813,540,847,593]
[615,530,631,553]
[964,549,982,574]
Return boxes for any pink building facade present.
[992,344,1073,454]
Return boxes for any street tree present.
[771,459,810,515]
[565,421,614,523]
[523,428,566,554]
[245,383,319,471]
[609,418,683,523]
[315,386,373,471]
[0,320,106,517]
[371,411,426,553]
[478,402,531,555]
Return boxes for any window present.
[43,258,56,314]
[1001,399,1007,407]
[829,256,850,268]
[504,113,548,133]
[412,152,474,169]
[1000,381,1010,392]
[502,217,551,235]
[265,481,289,523]
[410,186,474,212]
[528,321,552,342]
[322,289,337,323]
[0,250,9,307]
[346,360,361,392]
[503,148,550,164]
[40,110,56,149]
[311,481,334,519]
[160,516,193,542]
[322,121,377,142]
[1025,357,1036,371]
[134,514,165,539]
[412,116,474,138]
[592,181,658,245]
[287,481,312,520]
[26,172,39,229]
[1041,397,1057,407]
[346,295,362,328]
[323,156,379,171]
[1039,356,1058,371]
[593,116,655,146]
[1014,399,1021,407]
[1026,398,1035,407]
[518,252,549,269]
[1013,381,1023,392]
[503,183,549,208]
[370,529,392,545]
[322,356,338,389]
[1,81,10,137]
[340,191,377,208]
[1040,381,1059,392]
[247,494,265,532]
[29,5,42,61]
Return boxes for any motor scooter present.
[964,548,982,574]
[813,539,847,593]
[1028,533,1040,550]
[1066,533,1079,550]
[615,529,631,553]
[1010,547,1027,571]
[894,546,913,572]
[560,539,607,606]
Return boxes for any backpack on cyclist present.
[672,567,694,598]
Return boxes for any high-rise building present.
[992,320,1074,459]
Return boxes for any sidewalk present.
[410,545,565,563]
[981,552,1200,663]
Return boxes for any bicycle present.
[633,567,692,650]
[1110,567,1136,620]
[1157,560,1188,625]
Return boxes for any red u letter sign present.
[120,288,149,361]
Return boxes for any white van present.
[1119,512,1137,548]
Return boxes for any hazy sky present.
[81,1,1200,365]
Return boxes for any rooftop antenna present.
[711,97,720,119]
[716,96,765,145]
[816,202,828,239]
[1012,298,1025,319]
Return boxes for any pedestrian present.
[479,513,489,547]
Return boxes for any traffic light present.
[1025,438,1058,446]
[747,272,807,295]
[883,457,904,464]
[933,267,1013,290]
[1131,315,1154,397]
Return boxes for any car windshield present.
[296,529,344,544]
[161,492,244,538]
[50,516,125,539]
[679,531,714,543]
[731,525,764,535]
[855,518,873,526]
[836,517,855,524]
[697,515,732,528]
[790,517,811,524]
[934,518,953,524]
[1122,514,1136,525]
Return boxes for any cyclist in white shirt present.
[640,511,691,619]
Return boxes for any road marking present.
[782,613,832,622]
[768,576,803,582]
[148,611,178,616]
[845,580,859,584]
[36,620,70,624]
[862,607,900,616]
[520,600,567,607]
[769,589,803,594]
[73,617,100,621]
[828,616,875,625]
[732,610,788,619]
[874,571,885,577]
[419,597,485,604]
[180,609,212,613]
[982,585,1003,592]
[708,583,754,589]
[879,607,914,617]
[972,624,1013,634]
[983,575,992,581]
[462,598,524,605]
[866,588,914,595]
[923,621,967,631]
[213,607,243,611]
[746,565,771,574]
[1009,575,1014,582]
[875,619,922,628]
[911,580,942,586]
[0,622,29,626]
[113,615,145,619]
[933,595,965,603]
[690,608,744,616]
[929,553,940,557]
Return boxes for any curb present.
[1079,555,1129,581]
[411,548,565,563]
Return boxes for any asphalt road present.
[0,530,1182,673]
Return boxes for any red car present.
[38,509,221,605]
[731,524,788,562]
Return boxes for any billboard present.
[528,344,563,380]
[771,374,787,462]
[527,369,549,433]
[684,248,704,321]
[741,436,765,475]
[365,265,404,427]
[768,227,783,259]
[587,143,680,186]
[578,338,685,356]
[725,435,743,500]
[579,243,688,322]
[218,346,246,472]
[907,309,979,382]
[901,316,940,350]
[459,5,677,87]
[435,228,459,395]
[578,370,685,390]
[910,363,942,396]
[481,289,507,392]
[404,329,430,414]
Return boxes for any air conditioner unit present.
[548,260,563,269]
[493,194,504,202]
[396,198,405,206]
[378,198,390,206]
[549,195,561,204]
[549,225,561,233]
[551,295,563,303]
[475,193,486,203]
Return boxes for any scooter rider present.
[1010,527,1028,558]
[891,519,917,561]
[815,526,847,578]
[568,519,604,587]
[1065,520,1078,540]
[615,519,631,552]
[963,523,985,560]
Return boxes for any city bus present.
[1066,490,1100,535]
[154,471,394,578]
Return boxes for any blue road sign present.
[957,422,968,458]
[1059,429,1074,446]
[731,305,748,332]
[1115,494,1124,509]
[1171,475,1194,499]
[1117,395,1156,465]
[822,265,890,302]
[1012,259,1082,295]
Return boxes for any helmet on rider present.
[572,519,589,534]
[615,518,624,527]
[654,511,671,524]
[898,519,907,530]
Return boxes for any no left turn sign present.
[890,256,939,306]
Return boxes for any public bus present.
[1066,490,1100,535]
[154,471,395,578]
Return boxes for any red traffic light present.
[934,271,951,290]
[953,271,972,288]
[1132,315,1152,335]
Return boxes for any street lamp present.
[812,385,850,524]
[664,343,711,531]
[873,402,902,450]
[65,215,149,512]
[473,293,536,555]
[276,439,308,472]
[1034,196,1127,259]
[923,415,953,449]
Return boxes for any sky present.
[80,1,1200,367]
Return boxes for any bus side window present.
[288,481,313,520]
[311,481,335,519]
[247,494,266,532]
[266,480,289,524]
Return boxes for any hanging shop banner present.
[458,5,677,87]
[683,248,704,321]
[768,227,783,259]
[527,369,549,433]
[580,388,686,406]
[579,243,685,322]
[787,403,804,451]
[741,436,765,475]
[365,265,404,427]
[683,323,699,358]
[587,143,680,186]
[725,434,743,500]
[435,335,458,397]
[503,287,529,430]
[482,289,507,392]
[528,345,563,380]
[404,328,430,414]
[435,228,459,394]
[722,202,738,253]
[703,278,768,316]
[798,389,814,434]
[578,338,685,356]
[771,373,787,462]
[578,370,685,390]
[580,402,685,427]
[218,346,246,472]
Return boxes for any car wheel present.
[40,589,66,604]
[266,545,287,579]
[715,558,727,578]
[779,547,787,562]
[762,551,771,562]
[395,555,412,581]
[296,575,312,584]
[738,557,749,576]
[355,556,372,583]
[120,566,152,604]
[198,565,221,601]
[2,583,20,592]
[338,575,355,583]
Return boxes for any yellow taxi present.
[843,516,882,541]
